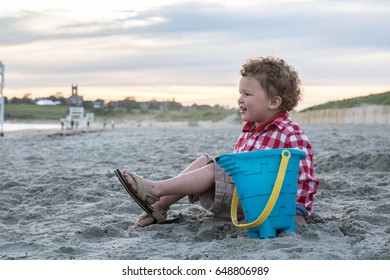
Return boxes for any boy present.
[115,56,319,227]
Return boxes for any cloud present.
[1,0,389,103]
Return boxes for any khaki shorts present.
[188,155,244,219]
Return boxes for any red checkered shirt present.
[234,112,319,215]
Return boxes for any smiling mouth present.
[239,107,247,113]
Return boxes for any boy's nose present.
[237,95,243,105]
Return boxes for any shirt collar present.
[242,112,288,133]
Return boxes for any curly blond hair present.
[240,56,302,111]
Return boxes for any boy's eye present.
[239,90,251,96]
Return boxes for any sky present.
[0,0,389,110]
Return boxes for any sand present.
[0,121,389,260]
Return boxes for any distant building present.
[93,101,102,108]
[36,99,61,106]
[66,84,84,106]
[60,107,94,130]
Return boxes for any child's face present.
[238,76,274,125]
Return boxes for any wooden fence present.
[290,105,390,125]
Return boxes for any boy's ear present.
[269,96,282,110]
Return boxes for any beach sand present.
[0,121,389,260]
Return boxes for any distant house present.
[106,98,137,109]
[93,101,102,108]
[36,99,61,106]
[66,84,83,106]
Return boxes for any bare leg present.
[123,155,215,227]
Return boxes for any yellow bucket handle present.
[231,149,291,229]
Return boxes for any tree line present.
[5,92,228,112]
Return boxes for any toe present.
[123,170,137,191]
[136,215,155,227]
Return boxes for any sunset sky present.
[1,0,389,110]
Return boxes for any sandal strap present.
[139,208,168,224]
[151,211,166,223]
[129,172,159,202]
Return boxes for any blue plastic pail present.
[216,148,306,239]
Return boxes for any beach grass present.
[154,108,238,122]
[302,91,390,112]
[5,104,72,120]
[4,104,238,122]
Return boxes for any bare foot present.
[122,170,168,227]
[123,170,159,205]
[136,204,168,227]
[136,215,156,227]
[295,215,306,224]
